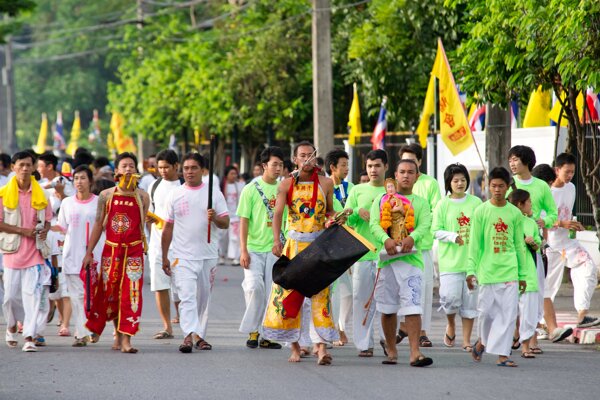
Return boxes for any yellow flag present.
[110,112,137,154]
[432,39,474,155]
[523,87,551,127]
[549,91,584,126]
[347,83,362,146]
[66,111,81,157]
[35,113,48,154]
[416,74,435,148]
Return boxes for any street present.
[1,264,598,400]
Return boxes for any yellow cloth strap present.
[0,176,48,210]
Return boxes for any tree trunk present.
[485,103,512,171]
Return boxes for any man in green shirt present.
[236,147,285,350]
[398,144,440,347]
[345,149,387,357]
[325,149,354,346]
[467,167,527,367]
[369,159,433,367]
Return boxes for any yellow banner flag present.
[523,86,551,127]
[416,74,435,148]
[347,83,362,146]
[549,91,584,126]
[110,112,137,154]
[35,113,48,154]
[432,39,474,155]
[66,111,81,157]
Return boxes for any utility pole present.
[485,103,511,172]
[312,0,334,156]
[0,36,16,154]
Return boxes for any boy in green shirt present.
[325,149,354,346]
[344,149,387,357]
[398,143,440,347]
[236,147,285,350]
[467,167,527,367]
[369,159,433,367]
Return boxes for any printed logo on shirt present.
[492,217,509,254]
[457,212,472,244]
[175,199,191,217]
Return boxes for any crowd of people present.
[0,142,598,368]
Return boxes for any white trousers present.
[332,267,353,332]
[438,272,478,319]
[3,265,46,339]
[535,253,545,322]
[546,244,597,311]
[519,291,539,342]
[421,250,434,331]
[478,282,518,357]
[66,274,90,339]
[239,252,276,334]
[226,222,241,261]
[352,260,378,351]
[172,258,217,339]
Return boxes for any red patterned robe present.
[86,190,146,336]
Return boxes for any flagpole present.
[207,134,215,243]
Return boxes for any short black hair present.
[316,157,324,168]
[260,146,285,165]
[359,171,368,178]
[508,188,530,207]
[92,156,110,170]
[555,152,577,168]
[398,143,423,161]
[38,151,58,170]
[74,149,94,168]
[293,141,315,157]
[156,149,179,166]
[283,159,293,172]
[531,164,556,185]
[508,145,536,171]
[115,152,138,170]
[12,151,36,165]
[489,166,511,185]
[92,178,116,195]
[395,158,419,172]
[324,149,349,175]
[182,152,205,169]
[443,163,470,194]
[366,149,388,165]
[73,165,93,182]
[0,153,10,169]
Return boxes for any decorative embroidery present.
[273,286,285,317]
[126,257,143,282]
[111,213,131,234]
[407,275,422,306]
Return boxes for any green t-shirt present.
[412,173,441,250]
[333,181,354,212]
[236,177,278,253]
[509,176,558,228]
[432,194,482,273]
[522,215,541,292]
[345,183,386,262]
[369,192,431,269]
[467,201,527,284]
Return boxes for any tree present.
[0,0,35,43]
[453,0,600,241]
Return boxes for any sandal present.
[34,336,46,347]
[89,333,100,343]
[419,335,433,347]
[5,330,18,348]
[171,317,179,324]
[443,333,456,348]
[511,336,521,350]
[72,337,88,347]
[317,353,332,366]
[410,356,433,367]
[471,340,484,362]
[497,359,518,367]
[195,338,212,350]
[462,345,473,352]
[382,357,397,365]
[379,339,389,357]
[521,352,535,359]
[358,349,374,357]
[58,327,71,337]
[153,330,174,340]
[529,347,544,355]
[259,339,282,349]
[397,329,408,344]
[121,347,139,354]
[299,348,311,358]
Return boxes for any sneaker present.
[246,332,259,349]
[34,336,46,347]
[536,328,549,340]
[72,337,88,347]
[550,327,574,343]
[259,339,282,349]
[577,316,600,328]
[22,341,37,352]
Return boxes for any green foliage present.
[0,0,35,43]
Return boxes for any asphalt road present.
[1,264,598,400]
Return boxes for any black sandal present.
[419,335,433,347]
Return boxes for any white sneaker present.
[550,327,573,343]
[22,341,38,352]
[536,328,549,340]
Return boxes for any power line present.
[14,47,113,65]
[12,34,122,51]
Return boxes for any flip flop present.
[179,343,193,353]
[121,347,139,354]
[471,340,484,362]
[332,340,345,347]
[462,345,473,352]
[58,327,71,337]
[358,349,373,357]
[521,352,535,359]
[410,356,433,367]
[511,337,521,350]
[397,329,408,344]
[153,330,174,340]
[529,347,544,355]
[379,339,389,357]
[317,354,332,365]
[382,357,397,365]
[443,333,456,348]
[497,359,518,367]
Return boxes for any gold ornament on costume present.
[115,173,141,190]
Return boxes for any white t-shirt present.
[548,182,576,246]
[0,175,8,188]
[57,195,104,275]
[39,176,75,216]
[223,181,245,223]
[202,174,220,190]
[139,174,157,192]
[148,178,183,260]
[165,183,228,260]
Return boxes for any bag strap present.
[254,180,285,243]
[150,177,163,210]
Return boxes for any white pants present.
[226,222,241,261]
[519,291,539,342]
[535,253,545,322]
[375,261,422,316]
[546,244,597,311]
[66,274,91,339]
[332,267,353,332]
[3,265,46,339]
[48,270,68,300]
[478,282,518,357]
[421,250,434,331]
[438,272,478,319]
[352,260,378,351]
[172,258,217,339]
[239,252,276,334]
